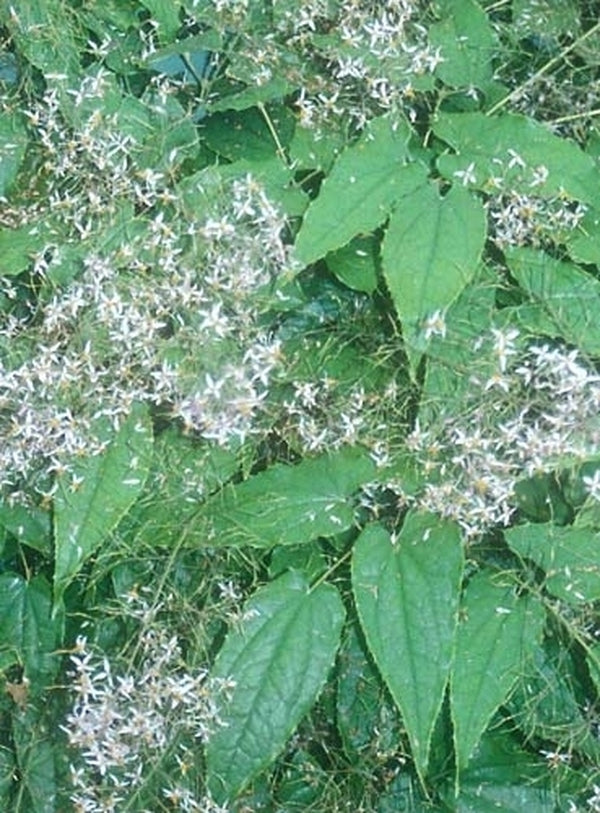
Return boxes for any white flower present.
[583,470,600,502]
[422,310,447,341]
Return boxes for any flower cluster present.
[188,0,440,133]
[403,329,600,538]
[64,599,234,813]
[0,64,293,499]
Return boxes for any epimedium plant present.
[2,0,600,810]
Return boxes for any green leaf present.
[326,234,379,294]
[206,570,345,802]
[12,706,56,813]
[0,111,27,198]
[567,206,600,266]
[294,116,426,266]
[53,404,153,603]
[0,574,64,683]
[352,515,464,780]
[507,638,600,759]
[202,105,296,163]
[0,222,54,277]
[429,0,499,89]
[448,730,559,812]
[336,622,402,761]
[505,246,600,354]
[452,570,545,771]
[0,501,51,555]
[122,428,238,547]
[434,112,600,203]
[381,183,486,366]
[195,446,375,549]
[139,0,181,40]
[505,523,600,604]
[418,269,498,424]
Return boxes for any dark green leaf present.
[295,116,426,265]
[0,574,64,683]
[352,516,463,781]
[53,404,153,603]
[452,570,545,771]
[206,571,345,801]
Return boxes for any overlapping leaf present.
[294,116,426,265]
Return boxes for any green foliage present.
[3,0,600,809]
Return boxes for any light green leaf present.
[435,112,600,203]
[0,574,64,683]
[567,206,600,265]
[206,571,345,802]
[195,446,375,549]
[429,0,498,89]
[452,570,545,771]
[505,523,600,604]
[53,404,153,603]
[294,116,426,266]
[352,515,464,781]
[381,183,486,366]
[505,246,600,354]
[0,222,52,277]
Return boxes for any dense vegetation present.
[2,1,600,810]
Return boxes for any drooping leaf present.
[451,570,545,771]
[505,523,600,604]
[429,0,499,89]
[0,574,64,683]
[294,116,426,266]
[505,246,600,354]
[381,182,486,368]
[352,515,464,781]
[53,404,153,603]
[206,570,345,802]
[195,446,375,549]
[434,112,600,204]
